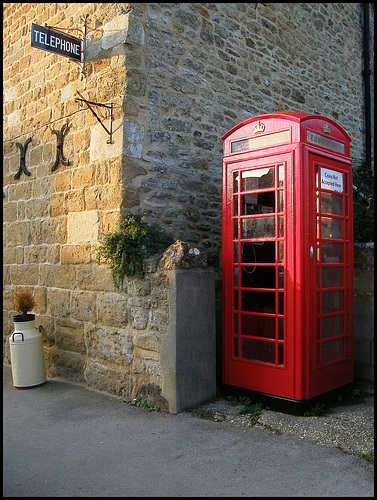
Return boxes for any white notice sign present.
[320,167,343,193]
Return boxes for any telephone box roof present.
[222,112,351,142]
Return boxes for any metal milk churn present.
[9,314,46,389]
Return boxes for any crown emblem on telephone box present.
[253,121,265,134]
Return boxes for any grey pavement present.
[3,365,374,497]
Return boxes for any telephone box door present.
[307,153,354,397]
[222,153,295,399]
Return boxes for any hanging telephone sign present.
[320,167,343,193]
[31,23,82,61]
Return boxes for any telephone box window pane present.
[234,314,239,335]
[241,338,275,364]
[234,219,238,239]
[278,191,284,212]
[316,318,321,340]
[278,241,284,263]
[241,167,275,191]
[278,318,284,340]
[241,192,275,215]
[278,216,284,237]
[234,196,238,216]
[234,337,239,357]
[242,265,275,289]
[278,343,284,365]
[233,172,239,193]
[317,217,321,238]
[278,164,285,187]
[234,291,238,310]
[241,216,275,239]
[321,242,344,263]
[315,165,319,188]
[241,241,276,263]
[321,217,343,239]
[241,314,275,339]
[321,339,344,363]
[278,292,284,314]
[242,291,275,313]
[322,267,344,288]
[278,268,284,289]
[233,266,239,286]
[234,243,238,262]
[307,131,345,154]
[321,290,344,314]
[321,192,343,216]
[322,314,344,339]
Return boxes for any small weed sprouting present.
[351,388,362,399]
[360,451,374,464]
[226,395,240,407]
[195,407,213,419]
[303,402,327,417]
[226,395,269,419]
[130,397,160,412]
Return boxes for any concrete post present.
[161,268,216,413]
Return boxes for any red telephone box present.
[222,112,354,401]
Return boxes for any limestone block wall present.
[3,2,134,383]
[3,3,374,394]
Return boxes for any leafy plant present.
[238,397,265,417]
[303,402,327,416]
[352,157,374,242]
[195,407,213,419]
[226,395,240,407]
[130,397,160,412]
[14,289,36,317]
[97,212,173,289]
[226,395,269,419]
[359,451,374,464]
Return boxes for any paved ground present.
[3,365,374,497]
[193,387,374,457]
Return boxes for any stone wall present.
[3,3,374,394]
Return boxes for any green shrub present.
[352,157,374,242]
[97,212,174,289]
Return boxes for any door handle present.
[310,245,314,258]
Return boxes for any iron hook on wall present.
[51,122,71,172]
[14,137,32,179]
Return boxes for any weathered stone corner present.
[158,240,208,270]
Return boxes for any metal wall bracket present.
[14,138,32,179]
[51,122,71,172]
[45,13,89,78]
[75,91,114,144]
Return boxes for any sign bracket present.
[75,91,114,144]
[43,14,88,77]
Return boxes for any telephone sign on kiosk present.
[222,112,354,402]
